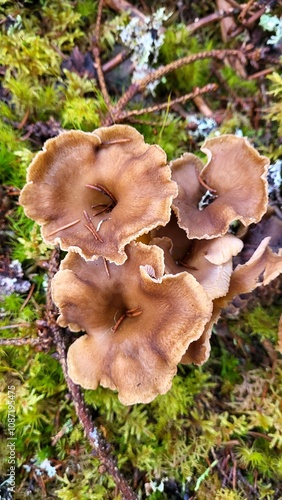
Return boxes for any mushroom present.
[51,242,213,405]
[171,135,269,239]
[151,233,243,300]
[151,210,191,261]
[19,125,177,265]
[150,233,243,367]
[182,237,282,365]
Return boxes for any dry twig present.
[116,84,218,121]
[186,7,239,34]
[92,0,113,113]
[0,335,40,346]
[103,49,246,124]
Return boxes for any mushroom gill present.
[51,242,213,405]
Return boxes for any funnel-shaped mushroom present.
[20,125,177,265]
[151,233,243,300]
[182,237,282,365]
[51,242,212,405]
[171,135,269,239]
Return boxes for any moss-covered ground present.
[0,1,282,498]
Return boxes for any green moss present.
[1,2,282,498]
[159,24,214,93]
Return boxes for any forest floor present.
[0,1,282,499]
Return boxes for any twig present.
[102,49,130,73]
[193,94,214,117]
[231,5,266,36]
[104,0,147,21]
[0,335,40,346]
[116,84,218,120]
[248,68,275,80]
[20,282,35,311]
[104,49,245,124]
[239,0,256,21]
[126,116,172,126]
[247,431,272,442]
[46,249,137,500]
[92,0,112,112]
[186,8,240,34]
[17,110,30,130]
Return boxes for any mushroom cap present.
[151,210,191,261]
[181,310,220,365]
[51,242,213,405]
[182,237,282,365]
[19,125,177,265]
[152,234,243,300]
[171,135,269,239]
[223,237,282,300]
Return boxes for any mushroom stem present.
[46,219,81,237]
[112,307,143,333]
[83,210,104,243]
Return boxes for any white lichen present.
[37,458,57,478]
[259,12,282,46]
[0,260,31,299]
[187,115,218,140]
[118,8,170,94]
[268,159,282,195]
[89,427,99,447]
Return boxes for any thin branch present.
[0,335,40,346]
[104,0,147,21]
[92,0,112,112]
[116,84,218,121]
[105,49,245,124]
[193,94,214,117]
[46,249,137,500]
[238,0,256,21]
[102,49,130,73]
[223,0,242,8]
[186,8,240,34]
[20,283,35,311]
[248,68,275,80]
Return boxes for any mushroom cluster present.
[20,125,282,405]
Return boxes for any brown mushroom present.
[150,233,243,366]
[151,233,243,300]
[222,237,282,298]
[51,242,213,405]
[182,237,282,365]
[19,125,177,265]
[171,135,269,239]
[151,210,191,261]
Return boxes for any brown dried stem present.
[92,0,113,113]
[186,8,239,34]
[102,49,130,73]
[104,0,146,20]
[104,49,246,124]
[0,335,40,346]
[116,84,218,121]
[46,249,137,500]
